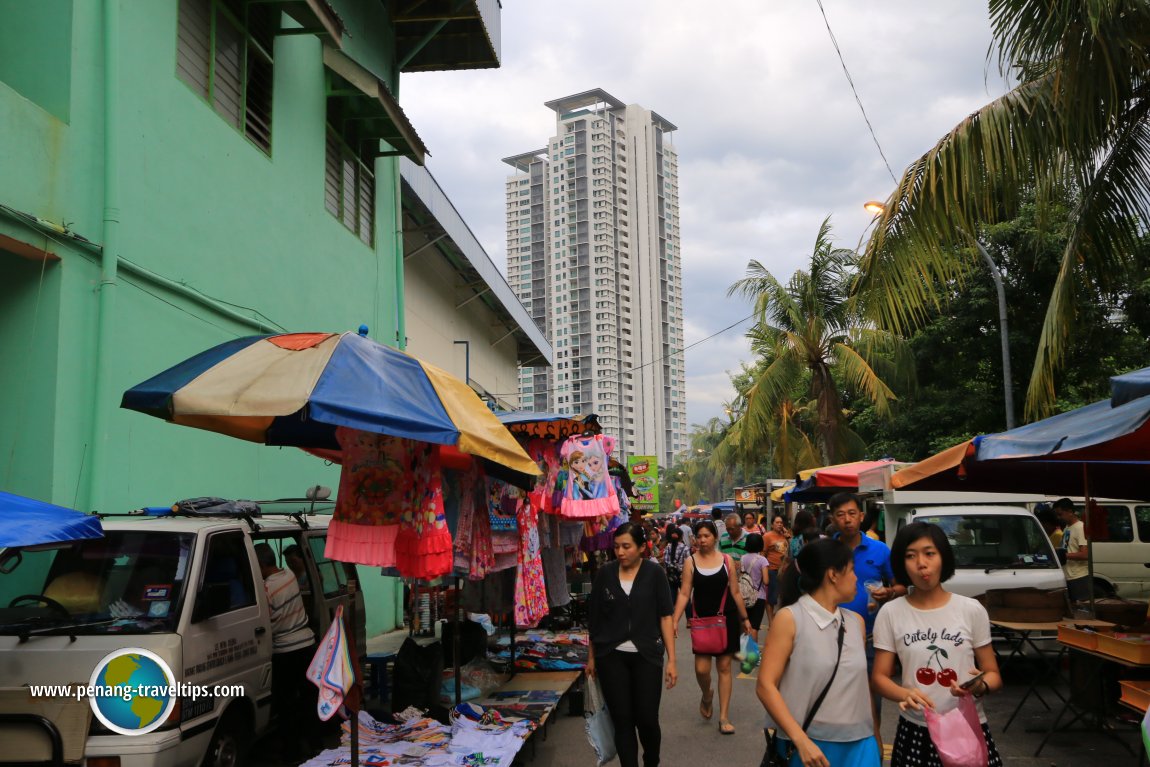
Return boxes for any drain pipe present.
[85,0,121,513]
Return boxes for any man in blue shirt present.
[831,491,905,727]
[830,492,902,632]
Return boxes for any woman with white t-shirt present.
[872,522,1004,767]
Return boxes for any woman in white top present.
[757,537,880,767]
[872,522,1003,767]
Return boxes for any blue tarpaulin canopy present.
[0,491,104,547]
[892,365,1150,500]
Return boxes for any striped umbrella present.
[121,331,539,476]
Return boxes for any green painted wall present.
[0,0,420,636]
[0,0,72,121]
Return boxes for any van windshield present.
[0,531,194,635]
[915,514,1057,569]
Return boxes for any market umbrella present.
[121,331,539,476]
[0,491,104,547]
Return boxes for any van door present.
[181,530,273,734]
[302,532,365,656]
[1079,504,1142,597]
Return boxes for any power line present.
[487,311,758,397]
[814,0,899,185]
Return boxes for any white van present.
[884,505,1066,598]
[1068,501,1150,599]
[0,500,363,767]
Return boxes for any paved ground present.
[526,616,1146,767]
[251,620,1147,766]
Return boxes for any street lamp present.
[863,202,1015,429]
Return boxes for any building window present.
[177,0,275,154]
[325,128,375,245]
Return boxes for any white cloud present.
[399,0,1004,427]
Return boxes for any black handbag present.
[762,613,847,767]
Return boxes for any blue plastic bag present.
[584,677,616,766]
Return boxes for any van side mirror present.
[193,582,231,622]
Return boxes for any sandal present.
[719,720,735,735]
[699,690,714,720]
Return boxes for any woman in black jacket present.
[587,522,678,767]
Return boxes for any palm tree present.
[729,217,913,465]
[858,0,1150,418]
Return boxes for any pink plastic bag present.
[923,696,988,767]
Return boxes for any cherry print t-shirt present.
[872,592,991,725]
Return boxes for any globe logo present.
[87,648,177,736]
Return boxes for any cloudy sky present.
[400,1,1009,428]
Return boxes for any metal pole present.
[347,580,360,767]
[1083,465,1096,619]
[972,239,1015,430]
[453,576,462,706]
[454,340,471,388]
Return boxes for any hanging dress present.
[558,434,621,519]
[394,442,454,580]
[326,427,412,567]
[514,498,549,628]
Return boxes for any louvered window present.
[176,0,275,155]
[325,128,375,246]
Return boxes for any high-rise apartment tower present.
[503,89,686,466]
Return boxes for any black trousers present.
[596,649,664,767]
[271,645,318,756]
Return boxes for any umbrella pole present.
[1083,465,1096,619]
[348,579,360,767]
[454,576,462,706]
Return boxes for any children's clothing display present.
[513,500,548,628]
[485,478,520,532]
[392,442,453,580]
[326,427,412,566]
[453,465,495,580]
[522,438,562,515]
[558,434,621,518]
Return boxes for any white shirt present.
[616,578,638,652]
[1063,520,1089,580]
[766,595,873,742]
[873,593,991,725]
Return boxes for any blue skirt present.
[776,735,880,767]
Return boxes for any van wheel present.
[203,711,248,767]
[1093,579,1117,599]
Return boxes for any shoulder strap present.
[800,613,847,732]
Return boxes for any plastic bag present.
[584,676,616,766]
[923,696,988,767]
[737,634,760,674]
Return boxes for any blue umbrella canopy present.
[0,491,104,547]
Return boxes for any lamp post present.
[863,203,1015,429]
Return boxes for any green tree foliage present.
[858,1,1150,418]
[728,217,914,466]
[852,195,1150,461]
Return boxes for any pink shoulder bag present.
[688,555,729,655]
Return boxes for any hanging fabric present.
[558,434,621,519]
[514,496,548,628]
[523,438,563,515]
[394,442,454,579]
[453,463,494,580]
[486,477,520,532]
[326,427,411,566]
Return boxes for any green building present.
[0,0,500,635]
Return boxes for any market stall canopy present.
[121,331,539,476]
[891,367,1150,500]
[783,459,897,501]
[496,410,598,441]
[0,491,104,547]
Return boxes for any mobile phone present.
[959,672,986,690]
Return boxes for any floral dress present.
[514,498,549,628]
